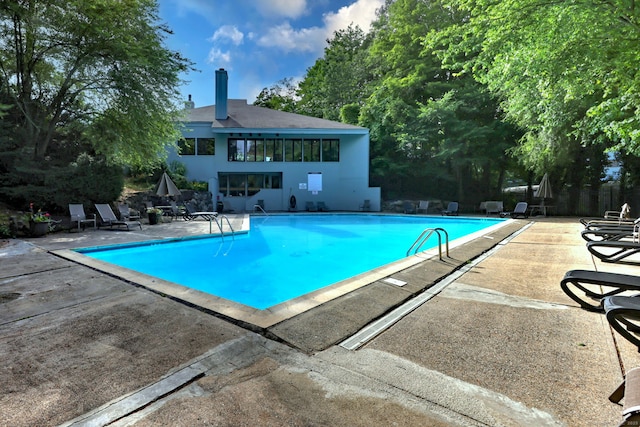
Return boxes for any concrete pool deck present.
[1,215,639,426]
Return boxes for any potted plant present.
[147,208,163,225]
[27,204,52,236]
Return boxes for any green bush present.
[45,154,123,209]
[0,222,12,238]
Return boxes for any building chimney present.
[215,68,228,120]
[184,94,195,110]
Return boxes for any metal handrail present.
[253,204,268,215]
[406,227,449,260]
[219,215,234,239]
[209,215,235,240]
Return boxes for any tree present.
[437,0,640,180]
[360,0,519,201]
[0,0,192,210]
[297,25,373,120]
[253,78,299,112]
[0,0,191,166]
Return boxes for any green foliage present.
[0,0,190,211]
[340,104,360,125]
[359,0,519,201]
[247,0,640,201]
[297,25,373,120]
[0,0,191,168]
[436,0,640,185]
[0,223,11,239]
[164,161,207,191]
[50,154,124,208]
[254,78,300,112]
[0,152,123,212]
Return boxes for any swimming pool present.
[77,214,504,310]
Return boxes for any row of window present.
[178,138,215,155]
[178,137,341,163]
[228,138,339,162]
[219,173,283,197]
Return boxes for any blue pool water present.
[78,214,503,310]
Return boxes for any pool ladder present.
[209,215,235,240]
[407,227,449,260]
[253,204,268,215]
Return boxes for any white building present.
[167,69,381,212]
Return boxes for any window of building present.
[322,139,340,162]
[265,173,281,188]
[265,139,283,162]
[255,139,265,162]
[228,139,245,161]
[304,139,321,162]
[228,174,246,196]
[246,139,257,162]
[219,173,283,197]
[178,138,195,155]
[247,174,262,196]
[226,137,339,162]
[285,139,302,162]
[196,138,215,155]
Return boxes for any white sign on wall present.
[308,172,322,192]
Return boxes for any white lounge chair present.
[68,204,97,232]
[95,203,142,230]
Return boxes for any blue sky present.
[158,0,384,107]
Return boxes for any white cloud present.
[323,0,384,34]
[256,0,384,54]
[257,22,326,53]
[211,25,244,45]
[254,0,307,19]
[207,48,232,68]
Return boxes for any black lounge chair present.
[118,203,141,221]
[604,295,640,350]
[587,240,640,263]
[317,201,329,212]
[69,204,97,232]
[95,203,142,231]
[441,202,459,216]
[580,204,631,226]
[560,270,640,311]
[306,201,318,212]
[403,201,416,214]
[183,205,217,221]
[500,202,528,218]
[581,227,636,242]
[582,217,638,230]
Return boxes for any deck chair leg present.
[609,368,640,425]
[611,381,626,405]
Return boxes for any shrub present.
[0,223,11,238]
[48,154,124,209]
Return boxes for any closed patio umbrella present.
[155,172,181,197]
[534,173,553,200]
[534,173,553,215]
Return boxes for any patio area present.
[1,216,638,426]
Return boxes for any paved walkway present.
[1,216,638,426]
